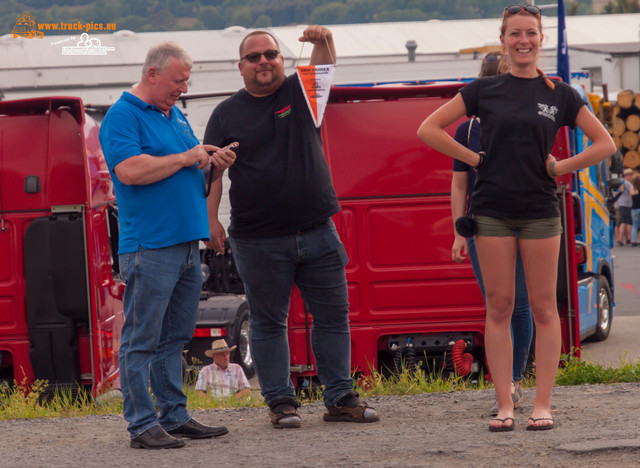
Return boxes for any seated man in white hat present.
[195,339,251,399]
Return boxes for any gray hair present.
[142,41,193,76]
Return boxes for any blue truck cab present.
[571,84,615,343]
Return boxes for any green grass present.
[555,352,640,385]
[2,355,640,421]
[0,379,122,420]
[353,367,491,398]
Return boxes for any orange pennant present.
[296,65,335,127]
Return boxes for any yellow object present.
[587,93,600,116]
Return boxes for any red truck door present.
[286,83,580,381]
[0,97,123,395]
[287,83,485,378]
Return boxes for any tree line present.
[2,0,638,35]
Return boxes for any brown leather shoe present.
[130,425,185,449]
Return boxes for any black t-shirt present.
[204,74,340,238]
[460,74,584,219]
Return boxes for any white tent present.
[2,13,639,109]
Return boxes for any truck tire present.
[232,305,255,379]
[593,275,612,342]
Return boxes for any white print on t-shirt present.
[537,103,559,122]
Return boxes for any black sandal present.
[526,417,555,431]
[489,417,515,432]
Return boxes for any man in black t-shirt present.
[203,26,379,429]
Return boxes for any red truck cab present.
[0,97,123,397]
[286,82,585,383]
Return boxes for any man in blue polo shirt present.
[99,41,237,449]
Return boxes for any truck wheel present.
[593,275,612,342]
[232,306,255,379]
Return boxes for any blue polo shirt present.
[99,91,209,253]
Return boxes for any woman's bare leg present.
[518,235,562,428]
[475,235,517,429]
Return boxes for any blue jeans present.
[229,219,353,408]
[632,208,640,242]
[118,241,202,438]
[467,237,533,382]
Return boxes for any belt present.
[295,219,327,234]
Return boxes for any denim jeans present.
[467,237,533,382]
[631,208,640,242]
[229,219,353,408]
[118,241,202,438]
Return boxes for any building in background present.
[2,14,639,115]
[2,14,638,228]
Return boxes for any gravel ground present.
[2,382,640,467]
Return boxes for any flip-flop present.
[526,417,555,431]
[489,417,515,432]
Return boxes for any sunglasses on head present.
[241,49,280,63]
[483,53,501,63]
[504,4,541,16]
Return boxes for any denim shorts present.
[473,215,562,239]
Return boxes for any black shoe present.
[167,418,229,439]
[130,425,185,449]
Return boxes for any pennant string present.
[297,37,336,66]
[297,41,304,67]
[325,37,336,65]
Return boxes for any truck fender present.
[195,294,254,378]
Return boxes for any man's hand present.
[182,144,217,169]
[204,218,227,254]
[300,25,336,66]
[452,235,468,263]
[209,143,238,174]
[299,25,332,44]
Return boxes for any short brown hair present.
[479,53,509,77]
[238,31,280,58]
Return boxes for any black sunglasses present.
[483,53,502,63]
[241,49,280,63]
[504,4,542,15]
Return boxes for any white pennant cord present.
[296,37,336,66]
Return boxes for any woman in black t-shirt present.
[418,5,615,432]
